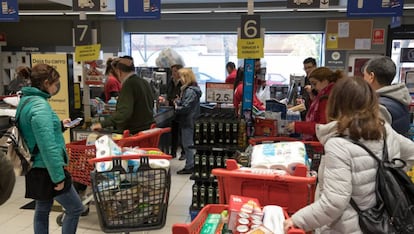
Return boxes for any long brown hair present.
[327,77,384,141]
[309,67,343,83]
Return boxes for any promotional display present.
[31,54,72,142]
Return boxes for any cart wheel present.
[56,213,64,226]
[81,207,90,216]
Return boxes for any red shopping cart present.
[172,204,306,234]
[57,127,171,226]
[212,136,323,215]
[88,153,172,233]
[65,127,171,187]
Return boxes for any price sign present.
[206,82,234,104]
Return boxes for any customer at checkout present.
[166,63,185,159]
[91,56,155,134]
[286,67,343,140]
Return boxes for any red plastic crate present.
[212,159,317,215]
[172,204,305,234]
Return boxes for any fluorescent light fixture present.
[18,4,414,16]
[19,11,65,16]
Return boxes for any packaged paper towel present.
[251,141,308,174]
[95,135,124,172]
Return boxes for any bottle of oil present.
[238,118,247,149]
[201,153,208,179]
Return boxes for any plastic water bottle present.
[107,97,117,112]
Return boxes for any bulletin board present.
[326,19,373,50]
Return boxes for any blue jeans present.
[181,126,195,169]
[34,185,83,234]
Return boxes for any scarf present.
[306,82,335,122]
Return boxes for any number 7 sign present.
[73,20,92,46]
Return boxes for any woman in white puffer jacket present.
[284,77,414,234]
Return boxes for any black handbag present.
[25,168,72,201]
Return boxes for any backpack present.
[0,98,33,176]
[379,95,410,136]
[345,136,414,233]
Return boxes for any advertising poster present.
[31,54,70,142]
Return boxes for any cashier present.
[91,56,155,134]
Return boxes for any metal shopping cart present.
[88,153,172,233]
[57,127,171,226]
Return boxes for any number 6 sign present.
[240,15,261,39]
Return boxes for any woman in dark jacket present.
[174,68,202,174]
[17,64,83,234]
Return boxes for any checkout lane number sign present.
[206,82,234,104]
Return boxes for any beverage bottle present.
[199,183,206,208]
[207,184,214,204]
[194,121,201,145]
[191,183,199,209]
[232,120,239,145]
[217,117,224,144]
[201,153,208,179]
[225,121,231,144]
[193,153,201,178]
[238,118,247,149]
[202,120,209,144]
[209,118,216,145]
[216,152,223,168]
[208,153,215,180]
[107,97,117,112]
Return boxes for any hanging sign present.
[0,0,18,22]
[237,15,264,59]
[116,0,161,20]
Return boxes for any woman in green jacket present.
[17,64,83,234]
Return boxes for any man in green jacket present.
[92,56,155,134]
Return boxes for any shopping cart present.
[212,136,322,215]
[172,204,306,234]
[57,127,171,225]
[88,153,172,233]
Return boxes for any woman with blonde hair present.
[174,68,202,174]
[287,67,343,140]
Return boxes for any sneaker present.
[177,167,193,175]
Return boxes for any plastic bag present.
[155,48,185,68]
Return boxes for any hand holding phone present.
[64,118,83,128]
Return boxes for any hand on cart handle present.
[283,218,295,234]
[88,151,172,164]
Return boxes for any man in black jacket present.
[167,64,185,159]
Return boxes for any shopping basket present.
[172,204,306,234]
[65,127,171,186]
[212,159,317,215]
[88,153,172,233]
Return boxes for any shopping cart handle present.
[211,165,317,184]
[88,153,172,164]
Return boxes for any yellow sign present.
[237,38,264,59]
[326,33,338,49]
[75,44,101,62]
[31,53,70,143]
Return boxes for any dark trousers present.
[171,120,184,156]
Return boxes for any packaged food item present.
[245,225,273,234]
[228,195,261,232]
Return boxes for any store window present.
[130,33,323,100]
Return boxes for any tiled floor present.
[0,158,193,234]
